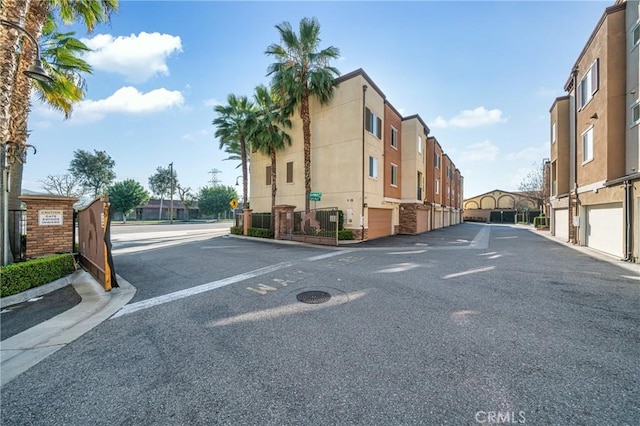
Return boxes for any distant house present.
[463,189,539,223]
[135,198,199,221]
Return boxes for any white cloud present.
[72,86,184,123]
[430,107,507,128]
[505,142,549,162]
[458,140,499,162]
[182,129,213,142]
[204,98,222,107]
[82,32,182,82]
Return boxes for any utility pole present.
[169,162,174,224]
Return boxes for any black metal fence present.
[280,207,339,246]
[251,212,272,229]
[8,209,27,261]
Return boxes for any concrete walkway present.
[0,270,136,387]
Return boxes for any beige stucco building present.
[249,69,463,240]
[550,0,640,262]
[463,190,538,224]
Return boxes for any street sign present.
[309,192,322,201]
[229,199,238,209]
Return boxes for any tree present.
[68,149,116,198]
[177,185,196,221]
[198,185,238,218]
[148,166,177,220]
[517,161,550,213]
[39,173,84,197]
[213,94,256,209]
[108,179,149,223]
[265,17,340,212]
[221,141,246,170]
[2,0,116,264]
[252,85,291,235]
[7,17,93,259]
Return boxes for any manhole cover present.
[296,291,331,304]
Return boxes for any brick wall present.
[19,195,78,258]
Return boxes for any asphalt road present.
[1,223,638,425]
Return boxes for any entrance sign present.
[38,210,63,226]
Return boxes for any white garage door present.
[554,209,569,240]
[586,203,623,258]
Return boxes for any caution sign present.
[229,199,238,209]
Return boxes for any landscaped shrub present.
[0,254,76,298]
[338,230,354,240]
[247,227,272,238]
[230,226,242,235]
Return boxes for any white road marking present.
[478,252,497,256]
[113,249,354,317]
[1,309,12,314]
[387,250,426,255]
[415,243,429,246]
[28,297,43,302]
[443,266,495,279]
[377,263,420,273]
[112,261,292,318]
[487,254,502,259]
[306,250,352,261]
[246,283,279,295]
[494,236,517,240]
[622,275,640,281]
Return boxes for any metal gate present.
[278,207,339,246]
[77,196,118,291]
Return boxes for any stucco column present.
[243,209,252,236]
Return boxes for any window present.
[632,102,640,126]
[418,136,423,154]
[266,166,272,185]
[390,163,398,186]
[633,22,640,46]
[582,127,593,163]
[369,156,378,179]
[390,127,398,148]
[365,108,382,139]
[286,161,293,183]
[552,121,557,144]
[434,153,441,169]
[435,179,440,195]
[579,59,599,108]
[447,166,451,180]
[417,171,423,200]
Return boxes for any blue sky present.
[25,0,610,199]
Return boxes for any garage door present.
[444,210,451,227]
[586,203,623,258]
[433,209,443,229]
[553,209,569,240]
[416,210,429,234]
[368,208,393,240]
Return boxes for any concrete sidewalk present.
[0,270,136,387]
[528,226,640,275]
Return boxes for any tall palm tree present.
[213,94,256,209]
[265,17,340,212]
[252,85,291,235]
[4,0,114,261]
[222,140,247,169]
[0,0,30,144]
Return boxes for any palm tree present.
[252,85,291,235]
[222,140,246,169]
[0,0,30,144]
[213,94,256,209]
[265,17,340,212]
[3,0,115,261]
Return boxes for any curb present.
[1,270,84,309]
[0,271,136,387]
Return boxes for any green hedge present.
[338,230,354,240]
[230,226,242,235]
[0,254,76,298]
[247,227,272,238]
